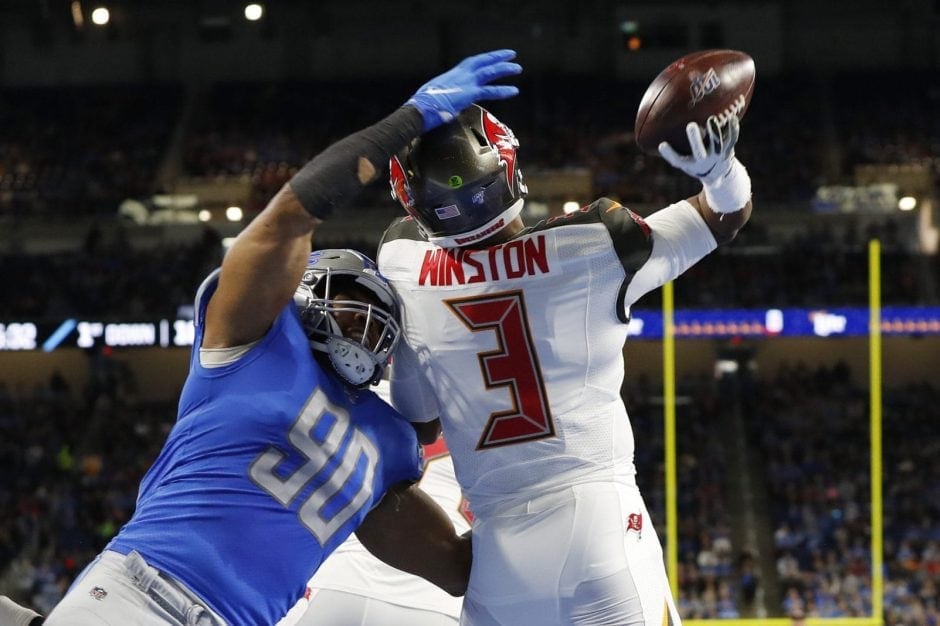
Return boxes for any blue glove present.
[407,49,522,131]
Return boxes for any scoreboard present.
[1,306,939,352]
[0,319,195,351]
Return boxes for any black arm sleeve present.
[289,105,423,219]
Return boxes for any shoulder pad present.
[380,216,425,250]
[598,200,653,275]
[530,198,653,274]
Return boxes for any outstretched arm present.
[660,115,753,245]
[203,50,522,349]
[618,115,754,308]
[356,481,471,596]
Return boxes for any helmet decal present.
[389,155,414,208]
[481,110,519,194]
[435,204,461,220]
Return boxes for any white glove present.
[659,115,739,183]
[659,115,750,213]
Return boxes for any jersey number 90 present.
[249,388,378,545]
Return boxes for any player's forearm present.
[288,106,423,220]
[205,107,423,347]
[356,482,471,596]
[691,191,752,245]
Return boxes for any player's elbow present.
[412,419,442,445]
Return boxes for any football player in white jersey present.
[378,107,752,625]
[280,380,468,626]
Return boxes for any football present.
[634,49,756,155]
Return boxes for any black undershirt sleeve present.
[288,105,423,220]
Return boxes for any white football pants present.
[460,482,681,626]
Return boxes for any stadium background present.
[0,0,938,623]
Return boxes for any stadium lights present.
[198,210,211,222]
[244,3,264,21]
[225,206,243,222]
[562,201,580,214]
[619,20,643,51]
[91,6,110,26]
[898,196,917,211]
[70,1,84,28]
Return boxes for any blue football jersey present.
[107,272,422,624]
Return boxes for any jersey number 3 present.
[446,290,554,449]
[249,388,377,545]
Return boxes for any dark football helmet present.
[390,104,527,247]
[293,249,401,387]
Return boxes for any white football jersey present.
[297,381,469,622]
[379,198,716,513]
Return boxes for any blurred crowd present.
[0,84,181,217]
[744,362,939,624]
[629,373,745,620]
[2,71,939,216]
[0,355,176,615]
[0,217,926,322]
[1,346,937,623]
[0,224,223,319]
[2,73,936,314]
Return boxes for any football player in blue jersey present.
[38,49,522,626]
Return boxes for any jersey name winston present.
[418,234,550,286]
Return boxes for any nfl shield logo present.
[89,586,108,601]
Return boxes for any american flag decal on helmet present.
[435,204,461,220]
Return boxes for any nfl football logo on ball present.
[689,68,721,107]
[634,49,755,155]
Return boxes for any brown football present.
[634,49,756,155]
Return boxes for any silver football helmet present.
[293,249,401,387]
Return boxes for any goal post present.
[661,239,884,626]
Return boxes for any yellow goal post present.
[660,239,884,626]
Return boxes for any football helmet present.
[293,249,401,387]
[390,104,527,247]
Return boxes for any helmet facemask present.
[293,251,401,388]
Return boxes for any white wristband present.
[703,157,751,214]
